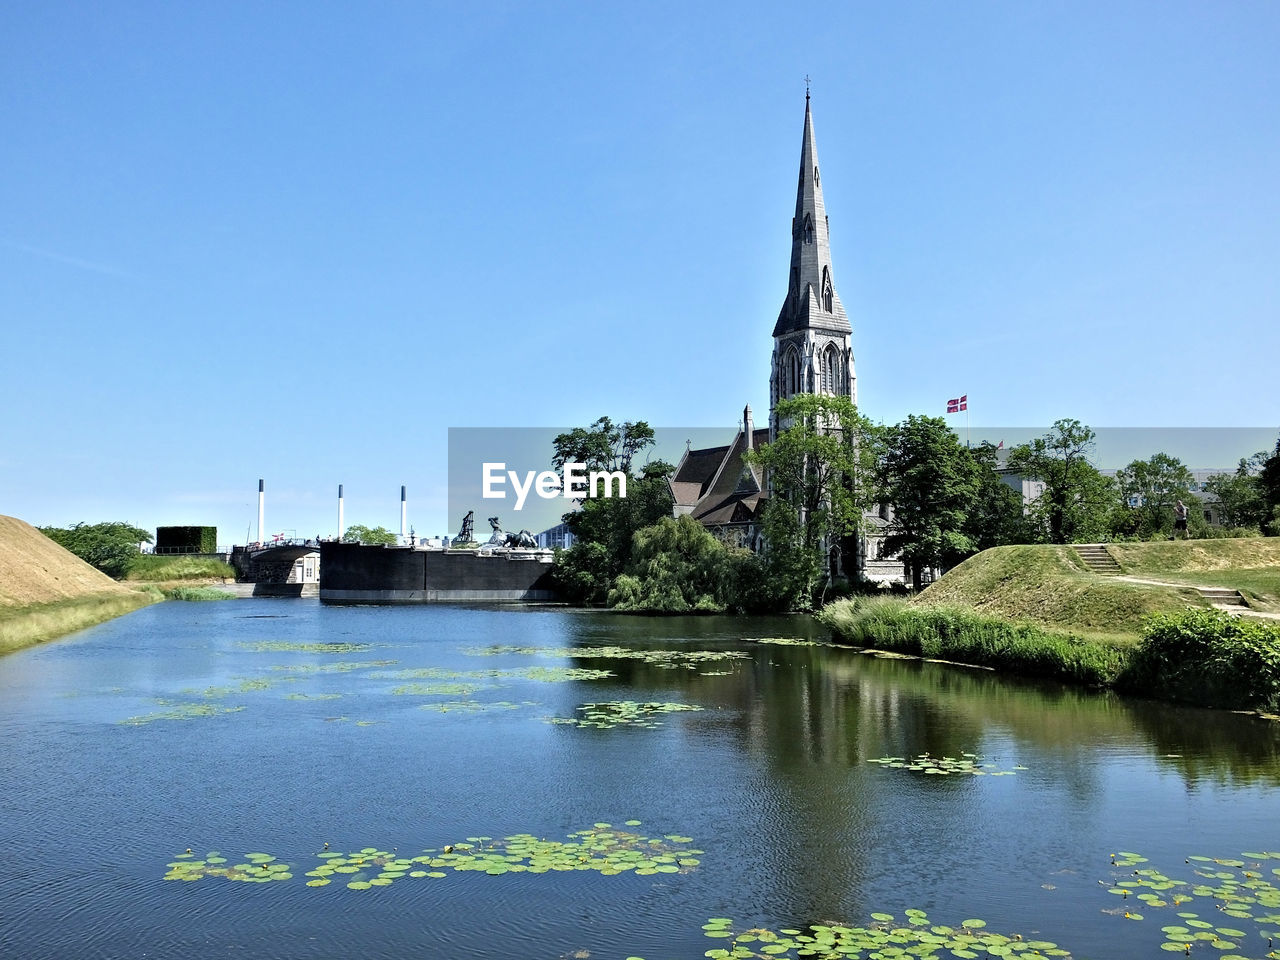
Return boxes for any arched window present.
[803,213,813,244]
[783,346,800,397]
[822,267,833,312]
[821,343,840,395]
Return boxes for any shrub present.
[1121,609,1280,711]
[161,586,232,602]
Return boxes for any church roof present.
[773,94,851,338]
[670,426,771,524]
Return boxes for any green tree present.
[39,521,153,579]
[1006,419,1114,544]
[963,442,1032,551]
[341,524,398,545]
[1204,452,1267,530]
[878,415,980,590]
[1115,452,1196,539]
[607,515,762,613]
[552,417,657,475]
[747,393,878,606]
[1260,436,1280,534]
[551,417,674,605]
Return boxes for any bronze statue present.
[455,510,474,544]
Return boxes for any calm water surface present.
[1,599,1278,959]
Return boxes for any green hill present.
[0,515,158,655]
[911,538,1279,639]
[915,544,1203,640]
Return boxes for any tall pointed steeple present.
[769,91,856,436]
[773,90,850,338]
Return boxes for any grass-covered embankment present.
[1106,539,1280,612]
[820,539,1280,711]
[818,597,1131,686]
[0,591,159,656]
[911,544,1200,638]
[0,514,163,655]
[124,554,235,582]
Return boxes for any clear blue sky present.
[3,1,1277,542]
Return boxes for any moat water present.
[1,599,1278,959]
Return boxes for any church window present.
[822,267,833,312]
[782,347,800,397]
[803,213,813,244]
[814,165,820,186]
[819,344,836,394]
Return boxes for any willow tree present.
[747,394,879,607]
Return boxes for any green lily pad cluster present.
[1104,849,1280,955]
[283,692,343,701]
[866,753,1025,776]
[238,641,376,654]
[548,701,704,729]
[271,660,398,674]
[700,912,1072,958]
[392,682,492,697]
[418,700,533,714]
[164,851,291,883]
[181,676,281,698]
[121,703,246,725]
[203,824,704,891]
[462,644,750,670]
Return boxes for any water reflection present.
[1,602,1277,960]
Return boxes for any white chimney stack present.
[400,485,407,540]
[338,484,345,540]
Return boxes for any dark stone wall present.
[319,543,558,603]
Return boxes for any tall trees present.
[747,394,878,606]
[550,417,674,604]
[39,522,152,578]
[1007,419,1114,544]
[1114,453,1196,539]
[877,416,980,590]
[341,524,398,545]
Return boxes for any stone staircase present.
[1073,544,1122,575]
[1197,587,1248,607]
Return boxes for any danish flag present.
[947,395,968,414]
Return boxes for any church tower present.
[769,91,855,439]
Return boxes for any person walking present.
[1173,500,1189,539]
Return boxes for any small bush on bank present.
[818,596,1129,686]
[1120,609,1280,711]
[161,586,232,602]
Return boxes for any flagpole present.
[966,401,970,449]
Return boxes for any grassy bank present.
[818,597,1131,686]
[913,544,1199,638]
[125,555,235,582]
[0,590,160,656]
[0,514,164,656]
[820,538,1280,711]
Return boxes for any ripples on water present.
[0,599,1278,959]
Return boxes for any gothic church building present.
[669,93,898,582]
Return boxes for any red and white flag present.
[947,395,968,414]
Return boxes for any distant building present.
[536,522,575,551]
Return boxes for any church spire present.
[773,92,850,337]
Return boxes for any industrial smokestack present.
[257,479,265,546]
[338,484,345,540]
[400,485,407,540]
